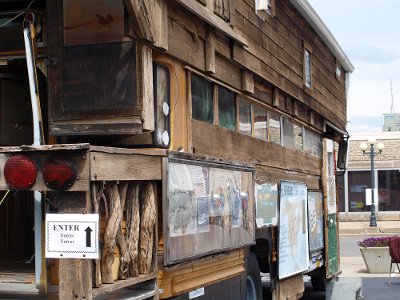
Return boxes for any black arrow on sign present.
[85,227,93,247]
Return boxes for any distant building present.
[383,113,400,131]
[339,132,400,213]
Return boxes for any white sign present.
[45,213,99,259]
[365,188,379,206]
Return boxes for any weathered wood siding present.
[167,0,347,131]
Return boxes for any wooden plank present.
[159,250,244,298]
[205,26,216,74]
[92,273,157,297]
[50,119,142,136]
[137,43,155,131]
[191,119,321,176]
[58,192,93,300]
[153,0,169,50]
[90,152,162,181]
[214,54,242,90]
[186,70,194,153]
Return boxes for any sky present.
[307,0,400,133]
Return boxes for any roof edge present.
[288,0,354,73]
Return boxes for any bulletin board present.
[165,158,255,264]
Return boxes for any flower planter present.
[359,246,391,273]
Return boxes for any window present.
[192,74,213,124]
[303,41,312,89]
[254,106,268,141]
[304,127,322,157]
[282,117,294,149]
[218,86,236,130]
[214,0,231,21]
[238,99,252,136]
[294,123,303,151]
[269,112,281,145]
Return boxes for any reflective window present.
[269,112,281,145]
[304,128,322,157]
[254,106,268,141]
[282,117,294,149]
[238,99,252,136]
[192,74,213,124]
[218,86,236,131]
[294,123,303,151]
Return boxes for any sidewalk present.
[339,220,400,235]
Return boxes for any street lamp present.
[359,138,384,227]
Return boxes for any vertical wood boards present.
[58,192,93,300]
[205,26,216,74]
[166,0,348,131]
[241,70,254,94]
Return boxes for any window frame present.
[303,40,313,92]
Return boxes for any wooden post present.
[138,182,157,274]
[125,182,141,277]
[101,183,122,283]
[58,192,93,300]
[205,26,216,74]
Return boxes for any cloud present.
[346,43,400,64]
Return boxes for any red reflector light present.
[42,157,76,190]
[4,154,37,190]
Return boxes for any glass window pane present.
[294,123,303,151]
[304,128,322,157]
[254,106,268,141]
[238,99,251,135]
[218,86,236,130]
[348,171,370,212]
[378,170,400,211]
[192,74,213,124]
[282,117,294,149]
[269,112,281,145]
[305,49,311,88]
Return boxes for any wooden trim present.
[186,70,194,153]
[213,84,219,126]
[123,0,154,42]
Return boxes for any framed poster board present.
[165,158,255,264]
[278,181,309,279]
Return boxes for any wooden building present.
[0,0,353,299]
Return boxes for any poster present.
[168,190,197,237]
[278,181,309,279]
[197,196,209,233]
[255,182,278,227]
[307,191,324,252]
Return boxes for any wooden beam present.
[241,70,254,94]
[123,0,154,42]
[205,26,216,74]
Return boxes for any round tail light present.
[4,154,37,190]
[42,157,76,190]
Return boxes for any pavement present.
[1,220,399,299]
